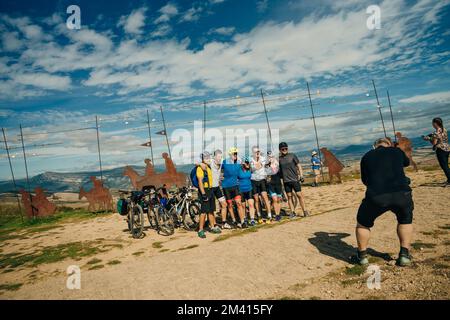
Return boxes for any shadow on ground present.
[308,232,393,263]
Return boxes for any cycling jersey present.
[238,168,252,193]
[221,158,241,188]
[311,156,321,170]
[209,159,222,188]
[250,156,267,181]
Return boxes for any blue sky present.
[0,0,450,179]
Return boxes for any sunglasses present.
[281,148,288,151]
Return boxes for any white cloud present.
[398,90,450,104]
[180,7,203,22]
[207,26,235,36]
[154,3,179,24]
[13,73,72,90]
[118,7,147,34]
[256,0,269,13]
[1,31,22,51]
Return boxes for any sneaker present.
[210,226,222,234]
[241,221,248,228]
[222,222,232,230]
[249,220,256,226]
[198,230,206,238]
[303,211,310,217]
[350,253,369,266]
[265,219,272,224]
[257,218,264,224]
[275,215,282,222]
[396,253,412,267]
[289,213,296,219]
[236,222,242,229]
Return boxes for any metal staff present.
[203,101,206,151]
[260,89,273,152]
[146,109,155,164]
[386,90,397,143]
[2,128,23,221]
[372,80,387,138]
[160,106,172,159]
[95,116,103,182]
[306,82,325,182]
[19,124,35,218]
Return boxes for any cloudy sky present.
[0,0,449,179]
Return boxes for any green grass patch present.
[279,296,299,300]
[432,263,449,270]
[0,283,23,291]
[0,208,110,242]
[152,241,164,249]
[86,258,102,265]
[159,249,170,253]
[439,224,450,230]
[88,264,104,270]
[178,244,199,251]
[411,241,436,250]
[0,240,116,269]
[345,264,366,276]
[132,251,144,256]
[107,260,121,265]
[341,278,362,287]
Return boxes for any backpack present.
[190,165,209,188]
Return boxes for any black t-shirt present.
[360,146,411,197]
[279,153,300,183]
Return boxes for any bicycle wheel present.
[156,207,175,236]
[182,203,200,231]
[130,204,144,239]
[147,207,158,229]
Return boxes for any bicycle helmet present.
[228,147,239,155]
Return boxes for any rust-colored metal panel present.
[395,132,418,171]
[123,155,187,190]
[320,147,344,183]
[20,187,56,218]
[78,176,114,212]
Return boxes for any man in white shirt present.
[250,146,272,222]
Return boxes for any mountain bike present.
[118,190,145,239]
[165,186,200,231]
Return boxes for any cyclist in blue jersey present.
[238,156,255,227]
[311,150,322,187]
[222,147,246,228]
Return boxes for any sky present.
[0,0,449,180]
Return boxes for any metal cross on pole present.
[95,116,103,182]
[372,80,387,138]
[306,82,325,182]
[159,106,172,159]
[260,89,273,152]
[2,128,23,221]
[146,109,155,164]
[386,90,397,143]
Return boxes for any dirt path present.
[0,169,449,299]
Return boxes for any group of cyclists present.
[195,142,311,239]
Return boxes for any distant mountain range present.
[0,137,431,194]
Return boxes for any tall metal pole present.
[260,89,273,152]
[372,80,387,138]
[19,124,35,218]
[306,82,325,182]
[203,101,206,151]
[159,106,172,159]
[2,128,23,221]
[146,109,155,164]
[386,90,397,143]
[95,116,103,182]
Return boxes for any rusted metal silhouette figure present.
[20,187,56,218]
[123,154,187,190]
[394,132,418,171]
[320,147,344,183]
[78,176,113,212]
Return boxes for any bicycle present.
[118,190,146,239]
[166,186,200,231]
[149,187,175,236]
